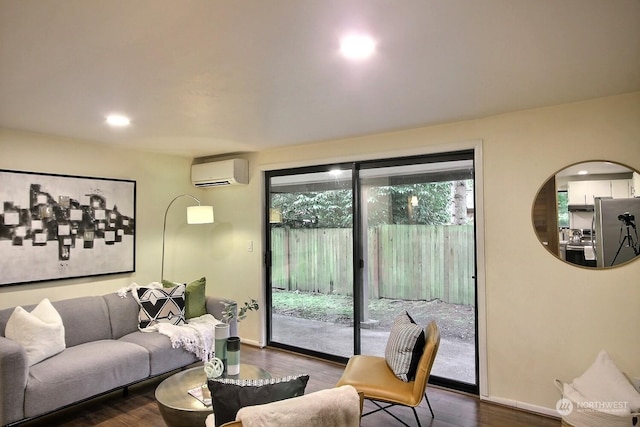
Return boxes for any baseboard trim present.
[481,395,560,419]
[239,338,264,348]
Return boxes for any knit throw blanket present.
[116,283,222,361]
[154,314,221,361]
[235,385,361,427]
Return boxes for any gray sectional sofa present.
[0,292,236,426]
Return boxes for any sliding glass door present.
[266,151,478,391]
[267,166,355,359]
[358,155,476,388]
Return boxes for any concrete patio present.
[271,314,476,384]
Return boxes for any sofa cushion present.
[384,311,426,382]
[163,277,207,319]
[103,292,140,339]
[52,296,112,347]
[1,296,111,347]
[119,331,198,375]
[0,307,16,338]
[24,340,149,418]
[136,285,186,329]
[4,299,65,366]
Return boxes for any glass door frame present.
[264,150,480,394]
[264,162,356,364]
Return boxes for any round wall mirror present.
[532,160,640,269]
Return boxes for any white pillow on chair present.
[572,349,640,412]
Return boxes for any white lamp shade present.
[187,205,214,224]
[269,208,282,223]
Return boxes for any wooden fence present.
[271,224,475,306]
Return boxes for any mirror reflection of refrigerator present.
[594,197,640,267]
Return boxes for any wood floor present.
[21,345,561,427]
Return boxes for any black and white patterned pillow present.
[136,285,186,330]
[384,311,426,382]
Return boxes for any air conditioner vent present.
[191,159,248,187]
[194,181,232,188]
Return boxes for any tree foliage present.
[557,191,569,228]
[271,181,463,228]
[366,182,453,226]
[272,189,353,228]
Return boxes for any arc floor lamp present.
[161,194,214,281]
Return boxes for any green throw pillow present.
[162,276,207,319]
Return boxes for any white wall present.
[1,91,639,415]
[0,129,215,307]
[204,92,640,413]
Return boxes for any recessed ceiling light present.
[106,114,131,127]
[340,34,376,60]
[578,170,589,175]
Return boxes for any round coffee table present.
[156,364,271,427]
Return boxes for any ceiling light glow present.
[329,169,343,176]
[578,170,589,175]
[340,34,376,60]
[106,114,131,127]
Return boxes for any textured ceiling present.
[1,0,639,157]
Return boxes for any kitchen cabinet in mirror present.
[532,160,640,269]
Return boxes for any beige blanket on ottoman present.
[234,385,360,427]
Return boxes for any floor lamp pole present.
[161,194,203,282]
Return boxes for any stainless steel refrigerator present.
[594,197,640,267]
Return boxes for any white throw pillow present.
[4,298,66,367]
[573,349,640,412]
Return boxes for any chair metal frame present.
[363,392,434,427]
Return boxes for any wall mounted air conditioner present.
[191,159,249,187]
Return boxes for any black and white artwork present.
[0,170,135,286]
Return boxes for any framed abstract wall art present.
[0,169,136,286]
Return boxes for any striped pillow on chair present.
[384,311,426,382]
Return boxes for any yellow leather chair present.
[336,320,440,427]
